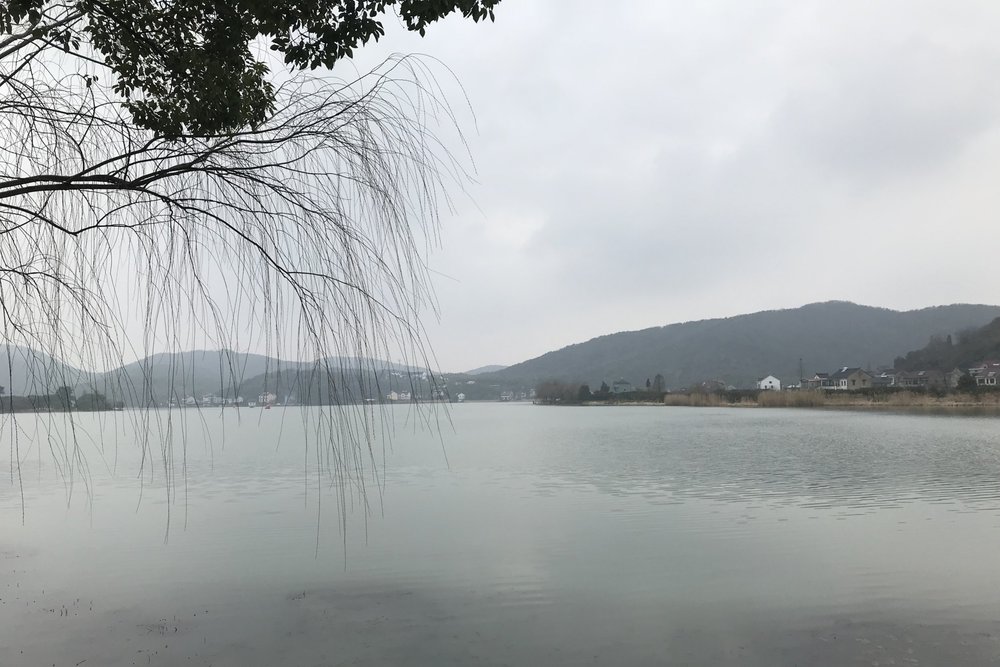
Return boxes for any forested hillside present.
[894,318,1000,371]
[489,302,1000,389]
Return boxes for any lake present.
[3,404,1000,665]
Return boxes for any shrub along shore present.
[534,381,1000,409]
[660,387,1000,409]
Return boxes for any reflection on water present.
[2,404,1000,666]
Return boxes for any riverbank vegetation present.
[894,317,1000,371]
[662,386,1000,408]
[0,387,124,413]
[533,380,664,405]
[534,378,1000,409]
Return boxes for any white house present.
[612,379,632,394]
[756,375,781,391]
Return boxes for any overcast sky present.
[344,1,1000,372]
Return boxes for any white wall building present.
[611,379,632,394]
[756,375,781,391]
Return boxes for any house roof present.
[829,367,874,380]
[897,369,943,379]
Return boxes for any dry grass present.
[663,392,725,407]
[663,389,1000,409]
[756,390,828,407]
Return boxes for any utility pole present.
[798,357,804,383]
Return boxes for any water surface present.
[2,404,1000,665]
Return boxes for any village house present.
[978,371,999,387]
[971,360,1000,387]
[756,375,781,391]
[698,379,732,392]
[612,379,633,394]
[896,370,946,389]
[829,367,874,390]
[802,372,833,390]
[872,369,898,387]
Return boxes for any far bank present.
[534,386,1000,411]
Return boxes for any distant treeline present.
[533,380,665,405]
[0,387,123,413]
[895,317,1000,372]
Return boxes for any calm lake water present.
[3,404,1000,666]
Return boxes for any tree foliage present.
[957,372,977,392]
[895,317,1000,371]
[1,0,500,136]
[534,380,578,405]
[74,390,107,411]
[53,385,73,409]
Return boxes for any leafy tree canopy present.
[1,0,500,137]
[895,317,1000,372]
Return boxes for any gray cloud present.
[344,1,1000,371]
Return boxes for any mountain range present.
[463,364,508,375]
[488,301,1000,390]
[0,348,432,405]
[2,301,999,400]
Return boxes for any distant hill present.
[87,350,312,404]
[463,364,507,375]
[489,302,1000,390]
[73,351,426,405]
[0,346,87,396]
[0,343,527,404]
[0,344,496,405]
[895,317,1000,371]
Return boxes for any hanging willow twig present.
[0,3,471,536]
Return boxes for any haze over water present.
[3,404,1000,665]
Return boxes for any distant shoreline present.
[538,390,1000,412]
[579,401,1000,413]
